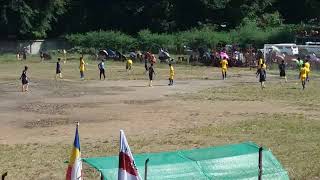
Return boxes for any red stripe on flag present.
[66,166,72,180]
[119,152,139,176]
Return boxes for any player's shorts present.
[22,79,28,85]
[221,68,227,73]
[170,75,174,80]
[301,76,306,81]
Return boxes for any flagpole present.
[100,172,104,180]
[144,158,149,180]
[2,172,8,180]
[258,147,263,180]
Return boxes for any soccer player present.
[220,57,228,80]
[20,66,29,92]
[300,63,308,90]
[258,58,263,68]
[79,57,86,80]
[148,64,156,87]
[278,60,287,82]
[98,59,106,80]
[168,63,175,86]
[126,58,133,71]
[256,63,266,89]
[56,58,62,79]
[304,59,311,82]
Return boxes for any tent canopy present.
[83,142,289,180]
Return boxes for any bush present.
[66,23,296,53]
[137,29,176,53]
[66,31,137,52]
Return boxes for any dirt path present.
[0,79,222,144]
[0,77,306,145]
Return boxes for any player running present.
[299,63,308,90]
[148,64,156,87]
[304,59,311,82]
[20,66,29,92]
[256,63,267,89]
[168,63,175,86]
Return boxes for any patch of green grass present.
[185,113,320,179]
[193,81,320,109]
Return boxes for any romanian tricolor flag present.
[66,123,82,180]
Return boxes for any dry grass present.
[1,113,319,179]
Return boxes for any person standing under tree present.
[148,64,156,87]
[278,60,287,83]
[256,63,267,89]
[56,58,62,79]
[299,63,308,90]
[79,57,86,80]
[168,63,175,86]
[98,59,106,80]
[220,57,228,80]
[20,66,29,92]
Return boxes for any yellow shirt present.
[221,60,228,69]
[79,59,85,71]
[259,59,263,66]
[305,62,310,71]
[300,67,307,78]
[170,66,175,76]
[127,59,133,65]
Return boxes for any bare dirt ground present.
[0,79,223,144]
[1,60,320,179]
[0,76,300,145]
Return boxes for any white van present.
[264,44,299,56]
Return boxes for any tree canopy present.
[0,0,319,39]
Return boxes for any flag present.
[66,123,82,180]
[118,130,141,180]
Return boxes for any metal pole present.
[258,147,263,180]
[2,172,8,180]
[100,172,104,180]
[144,158,150,180]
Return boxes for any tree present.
[0,0,68,39]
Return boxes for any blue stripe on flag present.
[74,126,80,150]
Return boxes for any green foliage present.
[0,0,68,38]
[137,30,175,52]
[66,22,296,52]
[66,31,137,52]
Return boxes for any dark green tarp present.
[83,142,289,180]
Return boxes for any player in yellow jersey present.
[79,56,86,80]
[220,57,228,80]
[126,58,133,72]
[258,58,263,68]
[168,63,175,86]
[304,59,311,82]
[299,63,308,90]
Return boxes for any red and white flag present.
[118,130,142,180]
